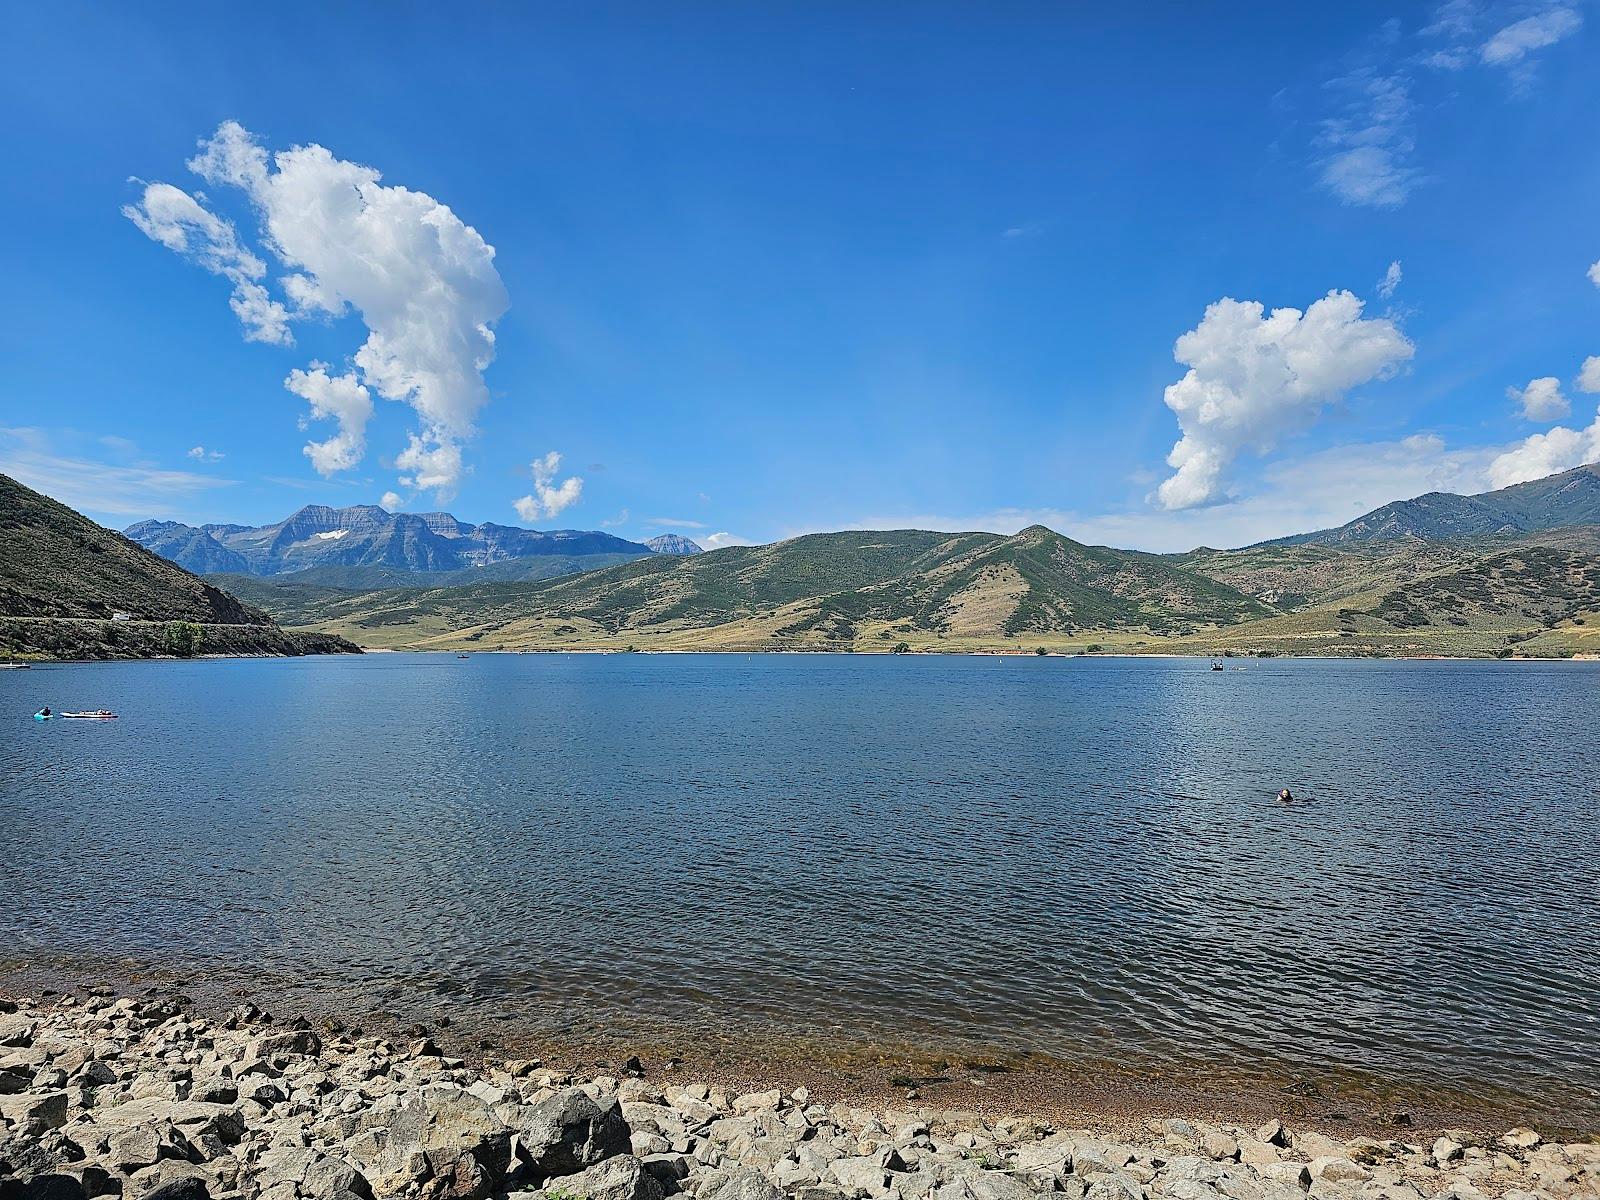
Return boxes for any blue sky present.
[2,2,1597,551]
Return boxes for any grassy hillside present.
[272,526,1272,652]
[0,474,359,661]
[0,474,269,624]
[230,520,1600,659]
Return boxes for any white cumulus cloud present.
[1488,408,1600,488]
[123,182,291,345]
[512,451,584,523]
[1579,356,1600,394]
[1377,260,1403,299]
[1156,290,1414,510]
[380,490,404,511]
[1589,259,1600,287]
[126,121,509,498]
[1480,6,1582,65]
[285,365,373,477]
[1507,376,1570,422]
[701,532,753,550]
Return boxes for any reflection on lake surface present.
[3,653,1597,1120]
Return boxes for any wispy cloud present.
[646,517,710,529]
[1317,70,1419,208]
[0,427,234,519]
[1377,260,1403,299]
[1310,4,1582,205]
[186,445,225,462]
[1480,6,1582,66]
[600,508,631,527]
[512,451,583,523]
[1001,221,1046,240]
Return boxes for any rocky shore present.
[1,993,1594,1200]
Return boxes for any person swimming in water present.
[1277,787,1293,802]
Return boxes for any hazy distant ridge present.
[127,503,655,584]
[1261,463,1600,547]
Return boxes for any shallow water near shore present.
[3,653,1598,1126]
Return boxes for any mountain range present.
[125,505,702,587]
[232,462,1600,658]
[1266,463,1600,546]
[17,461,1600,660]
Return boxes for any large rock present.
[519,1088,631,1179]
[106,1125,163,1173]
[344,1087,513,1200]
[248,1031,323,1060]
[0,1093,67,1132]
[542,1154,663,1200]
[3,1175,89,1200]
[1307,1156,1370,1185]
[253,1144,372,1200]
[701,1167,783,1200]
[143,1182,211,1200]
[827,1156,888,1196]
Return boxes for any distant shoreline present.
[11,645,1600,664]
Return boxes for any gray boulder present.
[144,1181,211,1200]
[700,1168,783,1200]
[0,1093,67,1132]
[253,1144,372,1200]
[519,1088,631,1179]
[542,1154,663,1200]
[344,1088,513,1200]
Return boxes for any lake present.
[2,653,1597,1123]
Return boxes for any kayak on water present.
[62,710,118,719]
[33,709,51,720]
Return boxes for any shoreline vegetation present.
[0,617,358,664]
[0,986,1594,1200]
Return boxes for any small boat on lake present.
[1210,660,1224,671]
[0,663,30,670]
[62,710,117,719]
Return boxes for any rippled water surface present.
[3,654,1597,1116]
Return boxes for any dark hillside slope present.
[1,475,266,623]
[0,474,357,660]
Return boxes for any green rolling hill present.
[53,458,1600,660]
